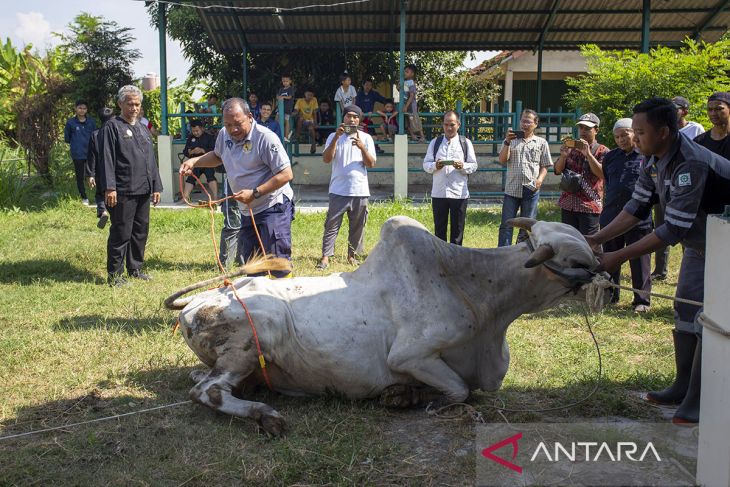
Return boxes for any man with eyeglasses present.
[423,111,478,245]
[180,98,295,277]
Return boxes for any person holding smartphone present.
[317,105,377,269]
[423,111,478,245]
[497,108,553,246]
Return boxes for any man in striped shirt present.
[586,97,730,425]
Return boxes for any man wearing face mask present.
[586,97,730,425]
[599,118,651,312]
[180,98,294,277]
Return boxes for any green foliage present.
[56,13,141,113]
[565,39,730,143]
[0,145,46,210]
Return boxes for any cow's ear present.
[525,244,555,268]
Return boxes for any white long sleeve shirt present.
[423,135,478,199]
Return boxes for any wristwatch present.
[252,187,262,199]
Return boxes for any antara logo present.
[482,433,662,474]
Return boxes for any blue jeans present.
[498,186,540,247]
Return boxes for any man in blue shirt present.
[64,100,97,204]
[258,102,282,142]
[599,118,651,312]
[356,80,387,154]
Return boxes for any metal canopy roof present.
[195,0,730,53]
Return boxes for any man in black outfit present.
[101,85,162,287]
[86,107,115,229]
[694,91,730,159]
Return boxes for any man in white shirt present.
[423,111,478,245]
[317,105,376,269]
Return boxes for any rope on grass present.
[0,400,192,442]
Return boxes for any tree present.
[564,39,730,143]
[0,40,70,179]
[57,13,141,112]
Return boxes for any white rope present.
[0,400,192,442]
[591,274,704,307]
[141,0,372,12]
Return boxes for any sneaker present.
[82,198,90,206]
[128,269,152,281]
[107,274,129,287]
[634,304,650,313]
[97,211,109,229]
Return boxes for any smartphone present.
[440,160,454,166]
[564,138,576,148]
[343,124,358,135]
[514,130,525,139]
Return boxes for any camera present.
[513,130,525,139]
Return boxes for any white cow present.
[165,216,609,435]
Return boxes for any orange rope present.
[178,171,273,390]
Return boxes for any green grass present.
[0,196,683,485]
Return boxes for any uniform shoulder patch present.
[270,145,279,153]
[677,172,691,187]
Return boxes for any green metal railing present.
[166,100,580,198]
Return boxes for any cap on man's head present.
[576,113,600,128]
[613,118,633,131]
[343,105,363,118]
[672,96,690,110]
[708,91,730,107]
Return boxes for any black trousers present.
[432,197,468,245]
[107,194,151,275]
[72,159,87,199]
[561,209,600,236]
[603,227,652,306]
[652,203,670,275]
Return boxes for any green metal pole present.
[397,0,406,135]
[242,46,248,98]
[536,44,544,112]
[641,0,651,53]
[158,3,168,136]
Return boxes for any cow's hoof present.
[259,413,286,436]
[190,369,209,383]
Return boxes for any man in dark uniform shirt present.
[694,91,730,159]
[587,97,730,425]
[85,107,115,229]
[600,118,652,312]
[181,119,217,201]
[101,85,163,287]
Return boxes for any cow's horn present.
[525,243,556,268]
[507,217,538,232]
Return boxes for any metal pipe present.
[158,3,168,136]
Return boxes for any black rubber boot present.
[673,337,702,425]
[646,330,696,405]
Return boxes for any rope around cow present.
[176,171,277,390]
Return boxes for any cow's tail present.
[163,255,292,310]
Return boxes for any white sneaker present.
[82,198,90,205]
[634,304,650,313]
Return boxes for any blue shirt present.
[259,118,283,142]
[356,89,387,114]
[64,116,97,160]
[600,147,650,229]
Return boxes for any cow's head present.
[508,218,610,299]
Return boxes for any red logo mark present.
[481,432,523,474]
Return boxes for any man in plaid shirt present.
[554,113,609,235]
[497,109,553,246]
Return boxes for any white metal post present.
[697,213,730,487]
[157,135,174,204]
